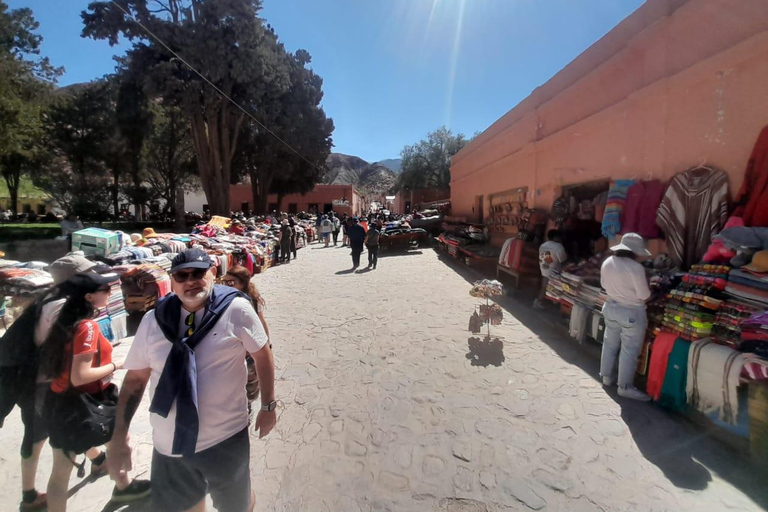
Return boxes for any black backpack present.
[0,299,43,426]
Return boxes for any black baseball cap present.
[171,247,214,273]
[65,272,119,294]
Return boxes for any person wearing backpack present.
[365,223,381,269]
[40,273,150,511]
[0,255,117,511]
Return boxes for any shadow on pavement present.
[466,336,505,367]
[335,268,357,275]
[99,497,152,512]
[436,251,768,507]
[379,249,424,258]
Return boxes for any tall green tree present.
[0,1,61,213]
[145,102,197,229]
[115,66,153,219]
[237,48,334,214]
[82,0,290,215]
[36,82,118,220]
[395,127,468,193]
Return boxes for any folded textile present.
[743,359,768,381]
[725,282,768,305]
[686,338,745,424]
[728,272,768,292]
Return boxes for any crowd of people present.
[0,248,277,512]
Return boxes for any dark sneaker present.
[111,479,151,503]
[91,458,108,479]
[19,492,46,511]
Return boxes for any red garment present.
[622,182,645,233]
[621,180,665,238]
[646,332,678,401]
[638,180,665,239]
[51,320,113,395]
[735,125,768,226]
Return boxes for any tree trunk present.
[9,184,18,215]
[3,160,21,215]
[276,193,285,213]
[112,173,120,219]
[174,182,185,231]
[184,95,243,216]
[250,169,273,215]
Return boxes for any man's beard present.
[179,281,213,309]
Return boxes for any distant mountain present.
[324,153,397,194]
[376,158,402,174]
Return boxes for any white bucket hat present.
[610,233,651,257]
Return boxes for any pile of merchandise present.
[94,279,128,344]
[0,266,53,297]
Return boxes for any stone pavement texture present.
[1,242,768,511]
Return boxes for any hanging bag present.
[48,336,117,475]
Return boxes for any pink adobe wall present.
[229,184,361,216]
[451,0,768,227]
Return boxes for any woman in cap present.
[221,266,271,419]
[40,273,150,511]
[599,233,653,401]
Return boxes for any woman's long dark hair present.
[39,289,97,378]
[226,266,265,311]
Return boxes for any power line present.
[108,0,325,173]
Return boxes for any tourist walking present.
[222,266,272,412]
[288,217,298,259]
[315,214,323,243]
[365,222,381,269]
[40,272,151,512]
[599,233,652,401]
[0,256,113,512]
[108,248,276,512]
[342,213,349,246]
[347,217,367,269]
[331,213,341,246]
[320,215,333,247]
[280,220,293,263]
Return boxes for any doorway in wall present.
[474,195,484,223]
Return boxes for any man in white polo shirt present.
[108,248,276,512]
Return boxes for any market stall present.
[520,123,768,461]
[0,212,315,344]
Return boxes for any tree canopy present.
[82,0,311,215]
[236,47,334,214]
[395,127,468,193]
[0,1,61,214]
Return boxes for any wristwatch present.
[261,400,277,412]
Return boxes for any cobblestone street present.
[1,244,767,511]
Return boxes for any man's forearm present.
[114,369,149,441]
[252,345,275,404]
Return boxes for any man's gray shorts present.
[151,428,251,512]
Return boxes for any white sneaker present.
[617,386,651,401]
[602,376,615,386]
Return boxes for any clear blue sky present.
[9,0,644,163]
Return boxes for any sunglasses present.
[221,279,237,287]
[96,286,111,293]
[171,268,209,284]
